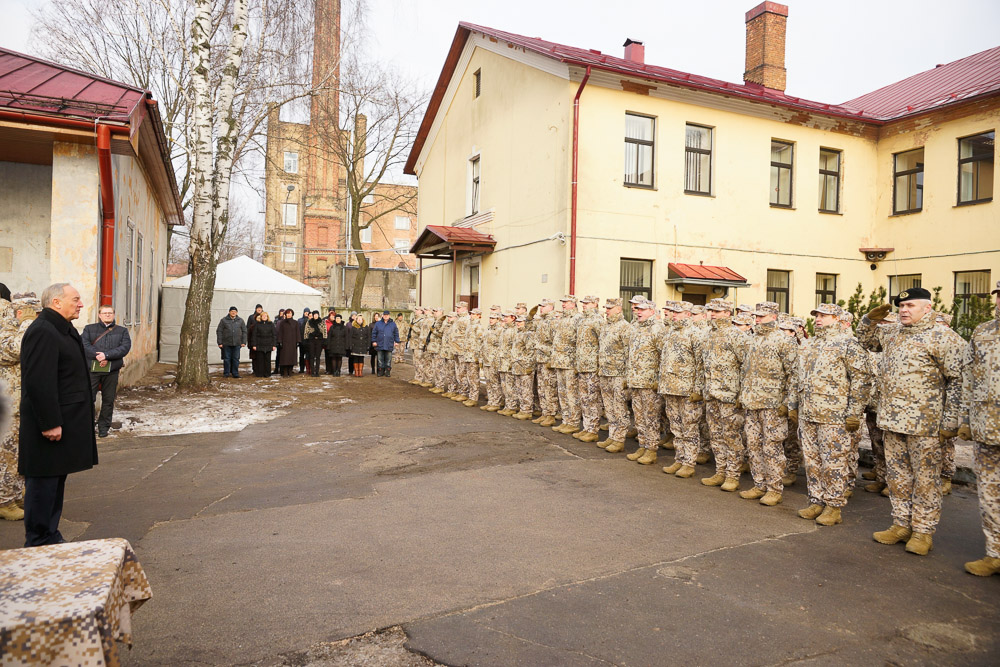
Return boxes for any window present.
[359,226,372,244]
[815,273,837,307]
[766,270,790,313]
[363,193,374,204]
[770,140,793,207]
[135,233,143,325]
[888,274,921,306]
[624,113,655,188]
[470,156,481,215]
[684,124,712,195]
[958,131,994,205]
[619,258,653,321]
[394,215,410,230]
[893,148,924,214]
[124,220,134,324]
[282,242,295,264]
[818,149,841,213]
[394,238,410,252]
[283,151,299,174]
[473,69,481,98]
[148,248,154,323]
[282,202,298,227]
[955,270,991,315]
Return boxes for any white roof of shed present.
[165,255,322,295]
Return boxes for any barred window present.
[620,258,652,321]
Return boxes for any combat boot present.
[662,461,683,475]
[539,415,556,427]
[451,394,468,402]
[798,504,824,520]
[514,411,533,420]
[815,506,842,526]
[578,431,600,443]
[861,470,877,481]
[532,411,542,418]
[759,490,782,506]
[864,481,886,493]
[720,477,740,492]
[430,387,444,394]
[552,423,570,433]
[873,524,912,545]
[463,399,478,407]
[740,487,766,500]
[625,427,638,439]
[881,486,890,497]
[498,408,516,416]
[599,422,609,431]
[442,391,456,398]
[480,405,491,411]
[740,462,751,473]
[531,415,545,424]
[571,430,584,439]
[675,465,696,478]
[781,473,797,486]
[660,438,675,451]
[626,447,646,461]
[695,452,711,464]
[603,440,625,453]
[941,478,952,495]
[637,449,658,465]
[563,425,582,435]
[701,473,725,487]
[964,556,1000,577]
[408,379,420,385]
[0,503,24,521]
[420,381,435,388]
[905,532,933,556]
[485,405,502,412]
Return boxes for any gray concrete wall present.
[0,161,52,297]
[330,266,416,311]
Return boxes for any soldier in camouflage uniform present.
[480,312,504,411]
[497,312,519,416]
[449,302,471,402]
[862,312,897,493]
[408,308,427,385]
[598,298,633,452]
[934,311,965,496]
[790,303,872,527]
[427,308,447,394]
[531,299,560,426]
[690,305,713,463]
[460,308,483,406]
[961,281,1000,576]
[626,298,664,465]
[778,316,804,487]
[739,302,798,506]
[732,311,754,332]
[573,296,604,442]
[858,288,965,556]
[551,296,583,434]
[835,310,862,491]
[439,312,458,397]
[510,314,536,419]
[1,298,38,521]
[659,301,704,478]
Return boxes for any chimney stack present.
[743,2,787,91]
[623,38,644,65]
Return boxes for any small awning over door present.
[410,225,496,259]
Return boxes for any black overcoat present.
[18,308,99,477]
[326,322,347,355]
[348,324,371,356]
[275,318,300,365]
[250,320,276,350]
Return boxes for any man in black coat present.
[297,307,311,373]
[19,283,99,547]
[81,305,132,438]
[216,306,247,378]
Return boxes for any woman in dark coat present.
[304,311,325,377]
[326,315,347,376]
[275,309,300,376]
[250,312,276,377]
[348,315,370,377]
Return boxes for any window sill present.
[818,209,843,216]
[684,190,714,198]
[624,183,656,191]
[769,204,794,210]
[955,198,993,207]
[889,210,922,217]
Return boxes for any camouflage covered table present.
[0,538,152,666]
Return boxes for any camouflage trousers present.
[866,410,886,482]
[577,372,603,433]
[515,371,535,413]
[847,427,862,488]
[453,360,468,396]
[663,395,702,466]
[431,354,446,389]
[744,408,788,493]
[784,426,802,476]
[706,399,745,479]
[799,421,851,508]
[443,357,458,392]
[942,437,957,479]
[412,349,426,382]
[556,368,581,426]
[698,406,711,455]
[0,423,24,506]
[484,366,503,408]
[630,388,662,450]
[974,444,1000,558]
[599,375,630,442]
[884,431,944,534]
[500,372,517,410]
[537,364,559,416]
[464,361,481,402]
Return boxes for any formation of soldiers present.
[405,284,1000,578]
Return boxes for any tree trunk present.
[175,243,217,388]
[349,206,369,312]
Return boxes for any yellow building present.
[406,3,999,319]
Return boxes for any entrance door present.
[468,265,480,309]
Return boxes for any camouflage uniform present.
[703,312,750,479]
[427,315,446,390]
[534,308,559,418]
[575,301,604,434]
[511,320,536,413]
[936,322,966,482]
[410,314,427,382]
[962,300,1000,558]
[481,318,504,408]
[658,317,703,467]
[551,301,583,427]
[499,318,518,410]
[857,310,965,535]
[690,316,713,456]
[0,301,30,507]
[790,317,872,508]
[627,316,664,451]
[461,314,483,402]
[740,310,798,494]
[866,349,887,482]
[599,304,633,442]
[451,310,470,397]
[395,318,411,364]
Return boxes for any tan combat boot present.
[864,481,886,493]
[964,556,1000,577]
[798,504,824,520]
[625,427,638,439]
[531,415,545,424]
[599,422,609,431]
[571,430,584,439]
[720,477,740,492]
[905,532,933,556]
[532,411,542,418]
[695,452,711,465]
[873,524,912,545]
[740,487,766,500]
[662,461,682,475]
[861,470,877,481]
[701,473,725,487]
[463,399,477,407]
[941,478,952,495]
[485,405,502,412]
[660,438,675,451]
[759,490,782,506]
[430,387,444,394]
[408,379,420,385]
[498,408,515,416]
[578,431,600,443]
[552,423,569,433]
[480,404,491,411]
[0,502,24,521]
[637,449,658,465]
[844,489,854,499]
[675,465,696,478]
[563,424,582,435]
[604,440,625,453]
[816,506,842,526]
[442,391,455,398]
[514,411,533,420]
[781,473,797,486]
[626,447,646,461]
[420,381,435,388]
[740,462,751,473]
[539,415,556,427]
[881,486,890,497]
[451,394,468,402]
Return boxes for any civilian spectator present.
[275,309,300,377]
[250,312,276,377]
[326,314,347,376]
[349,315,369,377]
[304,311,325,377]
[372,310,400,377]
[216,306,247,378]
[81,306,131,438]
[297,307,311,373]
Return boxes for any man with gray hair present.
[82,305,131,438]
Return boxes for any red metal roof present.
[411,224,496,257]
[668,263,747,283]
[841,46,1000,120]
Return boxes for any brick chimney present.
[623,38,644,65]
[743,2,787,91]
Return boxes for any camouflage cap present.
[690,305,706,315]
[737,303,753,313]
[488,311,500,319]
[431,307,443,313]
[810,302,841,317]
[539,298,555,307]
[456,300,469,308]
[515,314,527,322]
[515,302,527,309]
[777,317,797,331]
[936,311,954,325]
[839,311,854,324]
[680,301,694,312]
[446,311,457,318]
[633,299,655,310]
[992,280,1000,295]
[706,299,734,312]
[628,295,647,305]
[663,301,684,313]
[604,297,622,308]
[502,311,515,318]
[792,317,806,327]
[490,304,502,311]
[560,295,578,303]
[579,295,599,304]
[753,301,780,316]
[732,312,755,326]
[470,308,482,315]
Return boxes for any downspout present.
[569,66,591,295]
[97,124,117,307]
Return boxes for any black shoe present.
[232,374,241,378]
[98,430,108,438]
[385,368,391,377]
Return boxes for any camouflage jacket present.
[658,320,703,397]
[534,311,556,365]
[962,314,1000,445]
[0,317,30,413]
[426,316,445,354]
[598,311,631,377]
[626,318,664,390]
[398,319,411,344]
[702,319,750,404]
[511,327,536,375]
[575,309,602,373]
[739,321,798,410]
[451,314,470,356]
[790,324,872,424]
[867,350,882,410]
[461,318,483,363]
[498,323,517,373]
[857,313,965,436]
[550,310,582,370]
[482,322,502,368]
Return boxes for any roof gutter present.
[97,124,116,307]
[569,65,590,295]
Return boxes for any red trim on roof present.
[424,224,495,243]
[668,263,747,283]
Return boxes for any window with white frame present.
[394,238,409,253]
[283,151,299,174]
[282,202,298,227]
[359,226,372,244]
[282,242,296,264]
[394,215,410,230]
[684,123,712,195]
[469,156,481,215]
[124,220,134,324]
[148,247,154,322]
[624,113,655,188]
[770,140,794,207]
[135,233,143,324]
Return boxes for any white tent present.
[159,255,323,365]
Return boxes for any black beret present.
[892,287,931,306]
